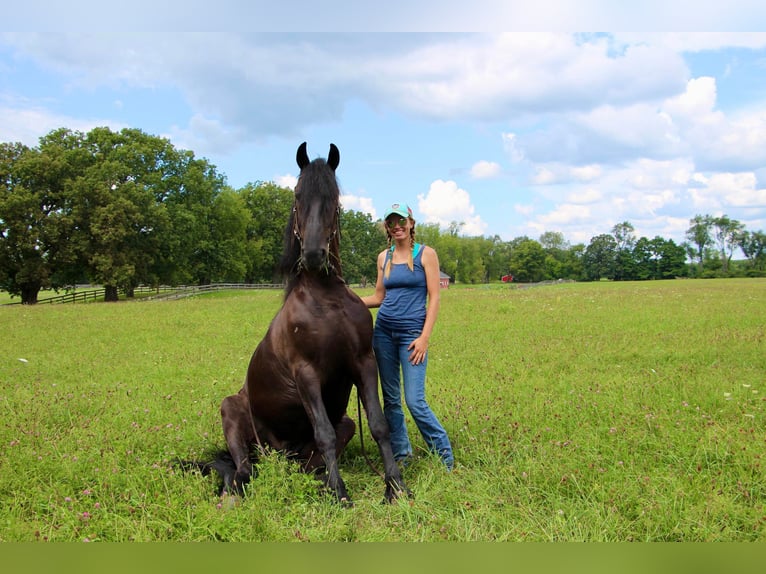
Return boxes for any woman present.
[361,202,454,470]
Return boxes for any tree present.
[509,239,546,282]
[68,127,205,300]
[161,150,228,287]
[583,234,618,280]
[458,236,486,284]
[685,214,713,273]
[737,230,766,273]
[633,236,686,280]
[711,215,744,275]
[612,221,636,280]
[483,234,512,282]
[205,189,249,282]
[437,233,461,283]
[339,208,386,285]
[657,238,687,279]
[414,222,441,250]
[239,181,294,282]
[565,243,586,280]
[0,138,81,303]
[539,230,571,280]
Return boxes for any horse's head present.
[290,142,341,273]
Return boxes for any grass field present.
[1,279,764,541]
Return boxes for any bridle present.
[292,202,341,247]
[291,201,341,274]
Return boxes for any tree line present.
[2,127,764,304]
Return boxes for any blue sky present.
[3,4,766,247]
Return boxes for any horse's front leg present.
[356,354,411,503]
[295,364,351,505]
[220,388,256,496]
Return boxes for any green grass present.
[1,279,764,541]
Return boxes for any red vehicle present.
[501,274,514,283]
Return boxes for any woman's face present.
[386,215,411,239]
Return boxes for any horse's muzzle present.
[301,247,328,270]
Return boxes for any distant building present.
[439,271,451,289]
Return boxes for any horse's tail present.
[176,450,242,494]
[176,451,234,476]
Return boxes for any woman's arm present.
[408,245,441,364]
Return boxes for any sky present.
[3,3,766,248]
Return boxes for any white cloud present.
[514,203,534,216]
[538,204,592,226]
[417,179,487,236]
[0,95,124,146]
[705,172,766,208]
[571,165,602,182]
[2,33,689,142]
[502,132,525,163]
[341,194,377,218]
[567,188,602,204]
[377,34,687,121]
[274,174,298,190]
[616,33,766,53]
[532,167,557,185]
[663,76,718,119]
[470,160,501,179]
[167,114,245,155]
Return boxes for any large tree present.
[583,234,618,281]
[0,139,81,303]
[737,230,766,272]
[612,221,637,281]
[711,215,744,275]
[509,239,546,283]
[685,214,713,272]
[70,127,201,300]
[539,230,572,280]
[1,127,233,302]
[238,181,295,283]
[633,236,687,280]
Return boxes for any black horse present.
[193,143,408,504]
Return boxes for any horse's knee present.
[365,414,390,442]
[221,392,247,418]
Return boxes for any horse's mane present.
[278,156,343,295]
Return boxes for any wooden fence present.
[2,284,283,305]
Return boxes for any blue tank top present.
[376,244,427,331]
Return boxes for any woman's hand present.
[408,336,428,365]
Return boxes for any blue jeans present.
[373,323,454,469]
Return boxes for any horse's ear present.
[296,142,309,169]
[328,144,339,171]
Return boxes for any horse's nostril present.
[302,248,327,269]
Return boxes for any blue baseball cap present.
[383,202,413,220]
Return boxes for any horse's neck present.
[285,271,344,297]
